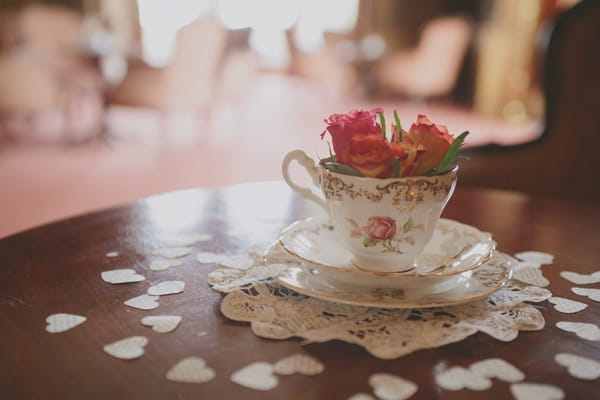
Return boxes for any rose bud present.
[391,127,425,177]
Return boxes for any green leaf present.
[323,162,363,176]
[392,157,400,178]
[327,142,337,162]
[402,218,414,233]
[393,110,402,142]
[425,131,469,176]
[363,237,378,247]
[378,112,387,139]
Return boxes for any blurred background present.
[0,0,581,237]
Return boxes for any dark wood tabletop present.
[1,181,599,400]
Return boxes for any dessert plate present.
[276,252,513,309]
[279,216,495,291]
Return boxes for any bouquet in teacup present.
[282,108,469,272]
[320,108,468,178]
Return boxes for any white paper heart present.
[162,233,213,247]
[141,315,182,333]
[510,382,564,400]
[571,287,600,302]
[103,336,148,360]
[166,357,215,383]
[196,252,224,264]
[346,393,376,400]
[101,269,145,284]
[556,321,600,341]
[469,358,524,382]
[196,252,254,270]
[560,271,600,285]
[512,266,549,287]
[231,362,278,391]
[548,297,588,313]
[435,366,492,391]
[105,251,119,257]
[45,313,87,333]
[514,251,554,265]
[147,281,185,296]
[150,259,183,271]
[369,373,418,400]
[153,247,192,259]
[555,353,600,380]
[124,294,160,310]
[273,354,324,376]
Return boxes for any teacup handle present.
[282,150,328,212]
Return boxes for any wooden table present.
[1,182,599,399]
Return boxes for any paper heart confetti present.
[555,353,600,380]
[435,366,492,391]
[161,233,213,247]
[273,354,324,376]
[166,357,215,383]
[512,266,549,287]
[153,247,192,259]
[514,251,554,265]
[103,336,148,360]
[469,358,524,382]
[514,260,543,270]
[571,287,600,302]
[556,321,600,341]
[548,297,588,313]
[231,362,278,391]
[147,281,185,296]
[101,269,145,284]
[150,259,183,271]
[369,373,418,400]
[45,313,87,333]
[510,382,564,400]
[197,252,254,270]
[560,271,600,285]
[124,294,160,310]
[141,315,182,333]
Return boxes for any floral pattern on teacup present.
[348,217,424,254]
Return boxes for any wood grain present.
[0,182,598,399]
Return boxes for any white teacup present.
[282,150,458,273]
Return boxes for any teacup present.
[282,150,458,273]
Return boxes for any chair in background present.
[107,17,226,113]
[377,15,472,99]
[459,0,600,204]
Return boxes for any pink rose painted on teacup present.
[363,216,396,240]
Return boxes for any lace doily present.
[208,243,552,360]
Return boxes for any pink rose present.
[321,108,383,165]
[363,216,397,240]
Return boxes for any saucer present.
[279,216,495,291]
[276,252,513,309]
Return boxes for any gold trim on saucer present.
[275,259,512,309]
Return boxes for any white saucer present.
[276,252,513,309]
[279,216,495,291]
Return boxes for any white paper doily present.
[209,243,551,360]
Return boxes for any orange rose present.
[406,114,453,175]
[347,134,391,178]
